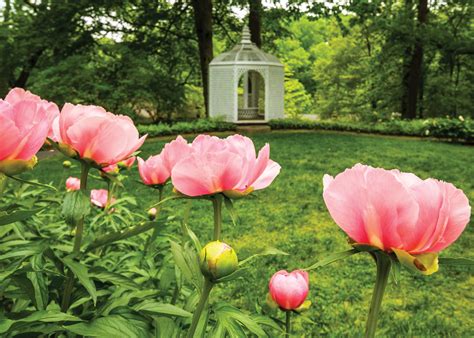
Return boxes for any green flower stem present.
[212,195,223,241]
[285,311,291,337]
[105,180,114,212]
[365,253,391,338]
[0,173,6,198]
[187,278,214,338]
[61,161,90,312]
[144,186,164,253]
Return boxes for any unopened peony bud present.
[62,160,72,169]
[148,207,157,220]
[199,241,238,281]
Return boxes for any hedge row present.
[137,119,236,137]
[137,117,473,143]
[269,118,473,143]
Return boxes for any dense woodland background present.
[0,0,472,122]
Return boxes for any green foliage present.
[3,132,471,336]
[137,119,236,137]
[269,117,474,143]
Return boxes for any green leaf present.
[89,267,140,290]
[64,315,150,338]
[27,254,48,310]
[439,257,474,266]
[223,196,238,226]
[62,256,97,305]
[390,256,401,286]
[132,301,192,317]
[169,240,202,289]
[213,303,267,337]
[239,247,289,266]
[154,317,180,338]
[0,310,82,334]
[62,190,91,226]
[0,208,44,226]
[184,223,202,252]
[304,248,359,271]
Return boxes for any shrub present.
[268,117,473,143]
[138,119,236,137]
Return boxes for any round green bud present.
[148,207,157,221]
[199,241,238,281]
[62,160,72,169]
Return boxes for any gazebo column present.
[243,72,249,109]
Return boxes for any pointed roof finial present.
[241,26,252,44]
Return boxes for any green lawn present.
[26,130,474,336]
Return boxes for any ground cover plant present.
[6,126,473,337]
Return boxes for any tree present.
[248,0,262,47]
[403,0,429,119]
[191,0,213,117]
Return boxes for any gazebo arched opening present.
[237,70,265,121]
[208,26,284,123]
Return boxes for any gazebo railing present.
[238,108,264,120]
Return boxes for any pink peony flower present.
[138,136,191,186]
[65,177,80,191]
[52,103,146,167]
[90,189,115,209]
[323,164,471,254]
[171,134,281,197]
[269,270,309,310]
[138,154,169,185]
[0,88,54,175]
[4,88,59,140]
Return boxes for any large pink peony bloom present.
[138,135,191,186]
[52,103,146,167]
[171,134,281,197]
[269,270,309,310]
[0,88,55,174]
[4,88,59,140]
[323,164,471,255]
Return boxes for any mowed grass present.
[25,131,474,336]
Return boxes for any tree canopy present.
[1,0,472,120]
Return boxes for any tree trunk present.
[13,49,44,88]
[249,0,262,48]
[191,0,213,118]
[402,0,428,119]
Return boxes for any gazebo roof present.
[210,27,282,66]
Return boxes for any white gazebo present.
[209,26,284,123]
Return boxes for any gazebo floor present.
[235,120,268,125]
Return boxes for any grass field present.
[25,130,474,336]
